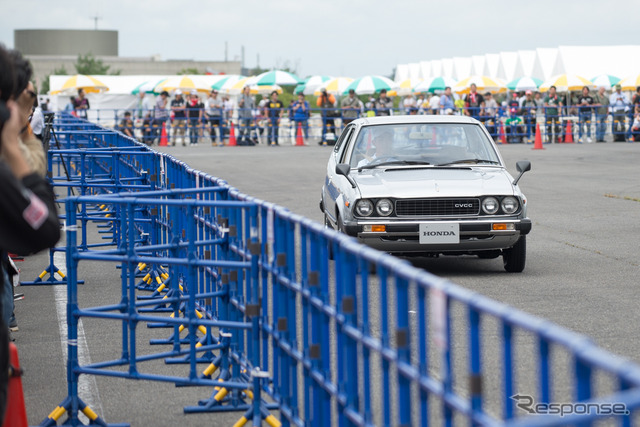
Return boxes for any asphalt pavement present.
[14,137,640,426]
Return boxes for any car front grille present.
[395,198,480,217]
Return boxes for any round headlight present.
[501,196,519,214]
[482,197,499,215]
[355,199,374,217]
[375,199,393,216]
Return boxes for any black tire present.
[503,236,526,273]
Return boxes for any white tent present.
[452,57,472,81]
[419,61,432,79]
[513,50,537,78]
[471,55,486,76]
[531,48,559,81]
[482,54,501,78]
[408,63,421,80]
[430,59,443,77]
[497,51,518,82]
[395,64,409,82]
[441,58,454,79]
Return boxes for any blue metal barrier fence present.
[40,113,640,426]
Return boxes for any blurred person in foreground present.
[0,44,61,422]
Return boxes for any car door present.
[324,124,357,223]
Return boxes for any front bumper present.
[344,218,531,254]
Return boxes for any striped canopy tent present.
[314,77,354,96]
[413,76,457,94]
[50,74,109,95]
[539,74,595,92]
[590,74,621,90]
[342,75,398,95]
[453,75,506,94]
[506,76,543,92]
[616,73,640,91]
[294,75,332,95]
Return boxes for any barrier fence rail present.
[36,112,640,426]
[63,106,639,146]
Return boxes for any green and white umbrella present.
[251,70,301,86]
[342,75,397,95]
[294,75,332,95]
[506,76,543,92]
[413,76,457,94]
[131,78,168,95]
[590,74,621,90]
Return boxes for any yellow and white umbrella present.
[388,78,423,96]
[539,74,595,92]
[223,77,281,95]
[155,75,213,94]
[314,77,354,96]
[453,75,506,94]
[617,73,640,91]
[50,74,109,95]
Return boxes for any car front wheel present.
[503,236,526,273]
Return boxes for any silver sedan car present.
[320,115,532,272]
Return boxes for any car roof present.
[351,115,481,126]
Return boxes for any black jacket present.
[0,161,60,255]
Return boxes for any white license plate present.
[419,223,460,244]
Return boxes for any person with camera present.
[317,88,337,144]
[0,44,61,422]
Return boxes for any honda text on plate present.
[320,115,532,272]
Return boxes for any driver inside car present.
[356,129,396,168]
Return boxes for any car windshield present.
[349,123,501,169]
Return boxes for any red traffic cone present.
[295,122,305,146]
[2,343,28,427]
[533,123,544,150]
[564,120,574,143]
[499,121,507,144]
[159,122,168,146]
[228,122,237,146]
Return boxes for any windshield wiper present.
[436,159,500,166]
[358,160,431,171]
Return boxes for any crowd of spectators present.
[94,83,640,146]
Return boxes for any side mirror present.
[336,163,356,188]
[513,160,531,186]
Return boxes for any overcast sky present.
[2,0,639,78]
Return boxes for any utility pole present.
[91,14,102,30]
[225,41,228,62]
[241,45,245,68]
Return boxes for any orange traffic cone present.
[2,343,28,427]
[564,120,574,143]
[159,122,168,146]
[228,122,237,146]
[295,122,305,146]
[533,123,544,150]
[499,122,507,144]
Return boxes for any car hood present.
[353,166,516,198]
